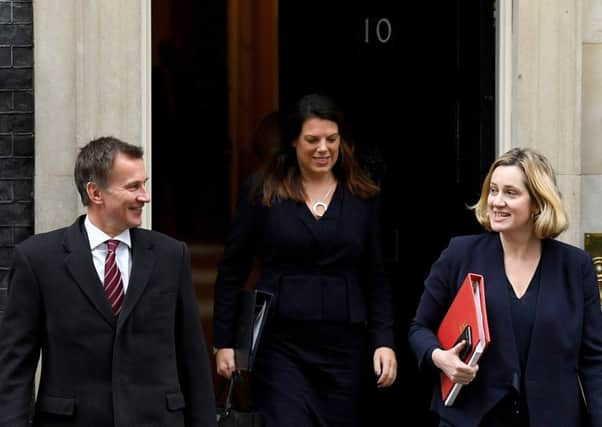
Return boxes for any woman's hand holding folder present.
[432,340,479,386]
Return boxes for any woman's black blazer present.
[213,180,394,351]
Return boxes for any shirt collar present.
[84,215,132,250]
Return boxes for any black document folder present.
[234,289,273,372]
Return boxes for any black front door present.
[279,1,495,423]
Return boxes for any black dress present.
[213,182,394,427]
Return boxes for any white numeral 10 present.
[364,18,392,44]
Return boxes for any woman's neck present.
[500,231,541,260]
[302,172,336,187]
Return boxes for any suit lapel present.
[323,183,342,221]
[117,228,155,327]
[318,185,346,263]
[293,199,320,243]
[63,217,116,327]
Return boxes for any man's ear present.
[86,182,104,205]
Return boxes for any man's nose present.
[137,185,151,203]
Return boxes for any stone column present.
[513,0,583,246]
[581,0,602,238]
[34,0,151,233]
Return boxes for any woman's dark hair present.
[259,93,379,205]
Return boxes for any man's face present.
[99,153,150,236]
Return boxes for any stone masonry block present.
[0,24,32,44]
[0,3,10,24]
[0,46,10,67]
[12,46,31,67]
[13,3,32,24]
[13,90,32,111]
[0,91,11,111]
[0,180,11,201]
[0,179,14,203]
[0,134,11,155]
[13,133,32,155]
[0,157,33,178]
[12,112,31,131]
[0,202,32,225]
[0,114,12,132]
[0,226,10,243]
[0,68,33,89]
[12,179,31,201]
[0,0,33,288]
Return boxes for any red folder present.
[437,273,490,406]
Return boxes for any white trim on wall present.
[141,0,152,229]
[496,0,513,155]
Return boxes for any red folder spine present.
[436,273,490,406]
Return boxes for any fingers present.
[450,364,478,385]
[374,347,397,388]
[217,363,235,379]
[215,348,236,379]
[452,340,467,354]
[373,350,382,377]
[376,359,397,387]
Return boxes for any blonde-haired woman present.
[409,147,602,426]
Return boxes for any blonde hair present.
[471,147,568,238]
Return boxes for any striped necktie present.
[104,239,124,315]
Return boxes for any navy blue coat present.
[409,233,602,427]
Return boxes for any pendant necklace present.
[311,184,336,218]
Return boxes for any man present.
[0,137,216,426]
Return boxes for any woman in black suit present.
[409,147,602,426]
[213,93,397,426]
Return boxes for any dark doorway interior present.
[151,0,229,383]
[151,0,229,244]
[152,0,495,422]
[280,0,495,423]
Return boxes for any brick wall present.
[0,0,33,320]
